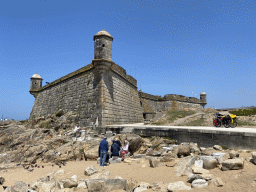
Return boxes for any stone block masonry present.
[101,70,143,126]
[29,61,144,127]
[29,29,206,126]
[29,65,101,127]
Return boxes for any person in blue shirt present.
[111,140,120,158]
[99,135,109,167]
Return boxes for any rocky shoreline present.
[1,112,256,191]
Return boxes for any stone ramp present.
[152,111,166,122]
[170,112,205,126]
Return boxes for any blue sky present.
[0,0,255,120]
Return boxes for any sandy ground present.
[1,150,256,192]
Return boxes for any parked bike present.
[213,113,237,128]
[213,113,223,127]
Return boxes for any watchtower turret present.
[200,91,207,108]
[29,73,43,98]
[93,28,114,61]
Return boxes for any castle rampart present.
[29,29,206,126]
[139,91,204,115]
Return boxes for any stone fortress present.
[29,29,207,127]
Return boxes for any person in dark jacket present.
[111,140,120,158]
[115,137,122,148]
[99,135,109,167]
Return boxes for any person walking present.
[111,140,120,158]
[99,135,109,167]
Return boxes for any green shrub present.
[152,121,165,125]
[167,109,196,122]
[55,110,63,117]
[151,144,160,149]
[162,137,176,141]
[230,108,256,116]
[79,148,84,153]
[238,121,256,126]
[39,122,49,128]
[220,145,229,150]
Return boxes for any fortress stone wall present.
[29,29,206,126]
[30,61,144,127]
[140,92,204,120]
[29,64,101,126]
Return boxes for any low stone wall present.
[139,92,203,113]
[107,126,256,150]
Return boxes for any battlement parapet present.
[38,63,94,91]
[111,63,137,87]
[139,92,162,100]
[140,92,202,104]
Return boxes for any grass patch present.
[62,140,68,144]
[152,121,165,125]
[166,109,196,122]
[230,108,256,116]
[162,137,176,141]
[73,141,77,145]
[150,137,155,142]
[220,145,229,150]
[79,148,84,153]
[39,122,49,128]
[55,110,63,117]
[151,144,160,149]
[246,150,251,153]
[186,118,206,126]
[238,121,256,126]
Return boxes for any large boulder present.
[210,177,224,187]
[189,143,200,154]
[146,150,161,157]
[149,158,159,168]
[194,160,203,168]
[172,144,190,157]
[187,173,212,183]
[84,165,99,176]
[229,150,239,159]
[199,156,217,169]
[126,179,139,192]
[61,179,77,189]
[200,147,215,156]
[213,145,222,151]
[166,158,178,167]
[6,181,28,192]
[174,155,196,176]
[160,153,177,162]
[85,179,127,192]
[84,146,99,160]
[167,181,191,191]
[221,158,244,171]
[191,179,208,188]
[251,152,256,164]
[127,135,144,155]
[89,171,111,179]
[152,181,168,192]
[192,167,210,174]
[134,182,150,192]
